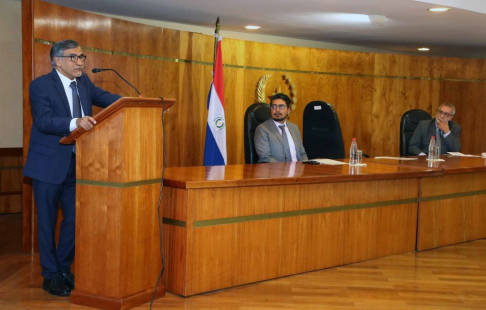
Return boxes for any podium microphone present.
[92,68,142,97]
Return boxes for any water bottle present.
[428,136,436,161]
[349,138,358,166]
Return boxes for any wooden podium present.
[60,97,175,309]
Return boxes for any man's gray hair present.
[439,102,456,116]
[50,39,79,67]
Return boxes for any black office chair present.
[244,102,271,164]
[303,101,345,159]
[399,109,432,156]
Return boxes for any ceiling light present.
[428,8,450,12]
[418,47,430,51]
[368,14,387,26]
[245,25,261,30]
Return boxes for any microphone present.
[92,68,142,97]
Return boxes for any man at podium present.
[23,39,121,296]
[254,93,308,163]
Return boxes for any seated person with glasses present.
[408,102,461,156]
[254,93,308,162]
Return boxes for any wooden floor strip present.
[0,214,485,309]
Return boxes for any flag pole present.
[213,17,220,73]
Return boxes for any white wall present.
[0,0,22,148]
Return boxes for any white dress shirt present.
[273,119,297,162]
[56,70,85,132]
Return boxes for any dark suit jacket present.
[254,118,308,163]
[408,119,461,155]
[23,69,121,184]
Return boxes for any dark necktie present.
[436,125,442,153]
[70,81,82,118]
[279,125,291,162]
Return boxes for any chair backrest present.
[303,101,345,159]
[244,102,271,164]
[399,109,432,156]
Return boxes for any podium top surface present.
[60,97,175,145]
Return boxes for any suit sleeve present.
[254,125,278,163]
[294,129,308,161]
[443,123,461,152]
[408,122,426,155]
[29,79,71,136]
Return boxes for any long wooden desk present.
[162,161,442,296]
[368,156,486,251]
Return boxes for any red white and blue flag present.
[203,35,226,166]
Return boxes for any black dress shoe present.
[43,274,71,296]
[60,270,75,290]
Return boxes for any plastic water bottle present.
[349,138,358,166]
[428,136,436,161]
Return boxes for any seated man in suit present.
[254,93,308,162]
[408,103,461,155]
[23,39,121,296]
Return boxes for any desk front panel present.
[163,176,420,296]
[366,156,486,251]
[418,171,486,250]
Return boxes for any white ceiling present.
[44,0,486,58]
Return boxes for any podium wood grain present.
[63,97,174,309]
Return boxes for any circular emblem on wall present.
[255,73,298,115]
[213,115,226,131]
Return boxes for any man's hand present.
[437,119,450,134]
[76,116,97,130]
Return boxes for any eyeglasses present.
[270,104,288,110]
[437,109,453,118]
[57,54,87,62]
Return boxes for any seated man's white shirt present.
[273,119,297,162]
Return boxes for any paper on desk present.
[447,152,481,157]
[312,158,347,165]
[374,156,418,161]
[427,158,445,162]
[448,152,472,157]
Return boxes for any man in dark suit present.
[254,93,308,163]
[408,103,461,155]
[23,39,121,296]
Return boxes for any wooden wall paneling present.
[112,19,164,56]
[0,156,23,214]
[243,40,287,70]
[34,0,113,52]
[441,57,486,80]
[330,76,374,157]
[440,81,486,155]
[374,54,442,78]
[324,49,375,76]
[224,66,246,165]
[371,78,441,156]
[174,62,211,167]
[22,0,35,254]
